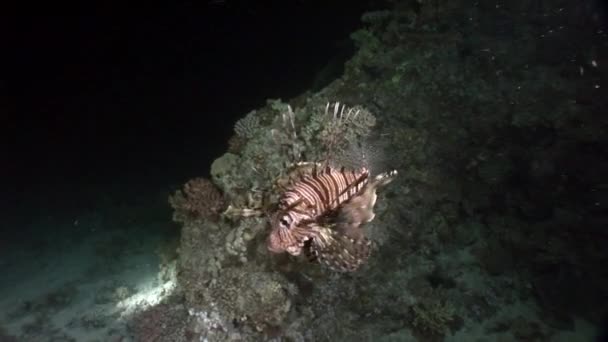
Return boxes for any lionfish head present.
[267,211,310,256]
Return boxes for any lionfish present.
[267,104,397,272]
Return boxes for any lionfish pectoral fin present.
[337,194,376,226]
[334,183,380,238]
[334,220,367,243]
[336,169,398,228]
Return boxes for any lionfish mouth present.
[285,245,303,256]
[267,241,303,256]
[267,228,311,256]
[266,232,286,253]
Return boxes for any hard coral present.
[207,268,295,331]
[129,303,188,342]
[169,177,226,223]
[234,110,262,139]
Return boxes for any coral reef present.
[170,0,608,340]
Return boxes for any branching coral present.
[412,298,455,335]
[169,177,226,223]
[234,110,261,139]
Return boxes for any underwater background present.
[2,0,607,341]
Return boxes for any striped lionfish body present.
[267,162,397,272]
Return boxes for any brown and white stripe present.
[279,166,370,218]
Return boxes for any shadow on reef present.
[128,0,608,340]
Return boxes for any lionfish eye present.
[279,217,290,228]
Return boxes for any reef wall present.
[160,1,607,341]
